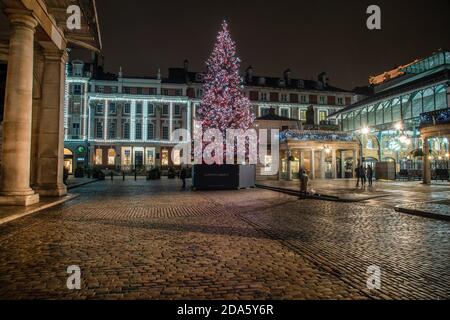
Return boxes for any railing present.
[420,108,450,128]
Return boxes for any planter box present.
[193,164,256,190]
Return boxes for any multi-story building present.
[64,59,355,174]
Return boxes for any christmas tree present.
[198,21,254,133]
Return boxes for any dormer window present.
[278,79,285,87]
[195,73,203,82]
[258,77,266,86]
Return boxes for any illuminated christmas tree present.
[198,21,254,132]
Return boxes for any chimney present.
[245,66,254,83]
[183,59,189,72]
[157,68,161,80]
[118,66,123,78]
[283,68,291,85]
[318,72,328,87]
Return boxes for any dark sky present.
[85,0,449,90]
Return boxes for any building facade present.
[333,50,450,183]
[65,61,355,174]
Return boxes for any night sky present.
[84,0,449,89]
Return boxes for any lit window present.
[172,149,181,166]
[95,149,103,165]
[161,150,169,166]
[146,148,155,166]
[319,111,327,122]
[299,110,307,122]
[108,149,116,165]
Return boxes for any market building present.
[332,50,450,183]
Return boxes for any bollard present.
[123,171,125,181]
[135,170,137,181]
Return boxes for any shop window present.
[161,150,169,166]
[108,149,116,166]
[172,149,181,166]
[146,148,156,166]
[95,149,103,165]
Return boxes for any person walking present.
[360,165,367,189]
[355,164,361,187]
[367,165,374,187]
[180,166,187,189]
[299,170,309,197]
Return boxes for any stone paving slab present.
[395,200,450,221]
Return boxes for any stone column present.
[287,150,292,181]
[340,150,346,178]
[35,47,68,197]
[0,12,39,206]
[300,150,305,170]
[331,149,337,179]
[310,149,315,179]
[319,150,326,179]
[352,149,358,178]
[423,137,431,185]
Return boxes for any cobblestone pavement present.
[0,179,449,299]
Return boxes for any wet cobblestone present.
[0,179,448,299]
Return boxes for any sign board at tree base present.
[192,164,256,190]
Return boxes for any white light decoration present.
[394,122,403,131]
[361,127,370,135]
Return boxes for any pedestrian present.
[299,170,309,197]
[355,164,361,187]
[180,166,187,189]
[360,165,367,188]
[367,165,374,187]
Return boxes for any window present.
[280,108,290,118]
[162,105,169,116]
[172,150,181,166]
[136,102,143,115]
[161,150,169,166]
[299,110,307,122]
[260,107,270,116]
[301,95,308,103]
[72,123,80,135]
[96,121,103,139]
[122,148,132,166]
[135,122,142,140]
[96,103,104,114]
[319,96,326,104]
[146,148,156,166]
[175,89,183,96]
[260,92,268,101]
[123,103,131,115]
[73,84,82,95]
[337,97,344,105]
[136,87,143,95]
[174,105,181,116]
[95,149,103,165]
[147,123,154,140]
[123,87,131,94]
[108,149,116,166]
[148,104,155,116]
[109,102,116,115]
[319,111,327,122]
[281,94,288,102]
[196,89,203,98]
[110,87,118,94]
[162,126,169,140]
[96,86,104,93]
[122,121,130,139]
[108,120,116,139]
